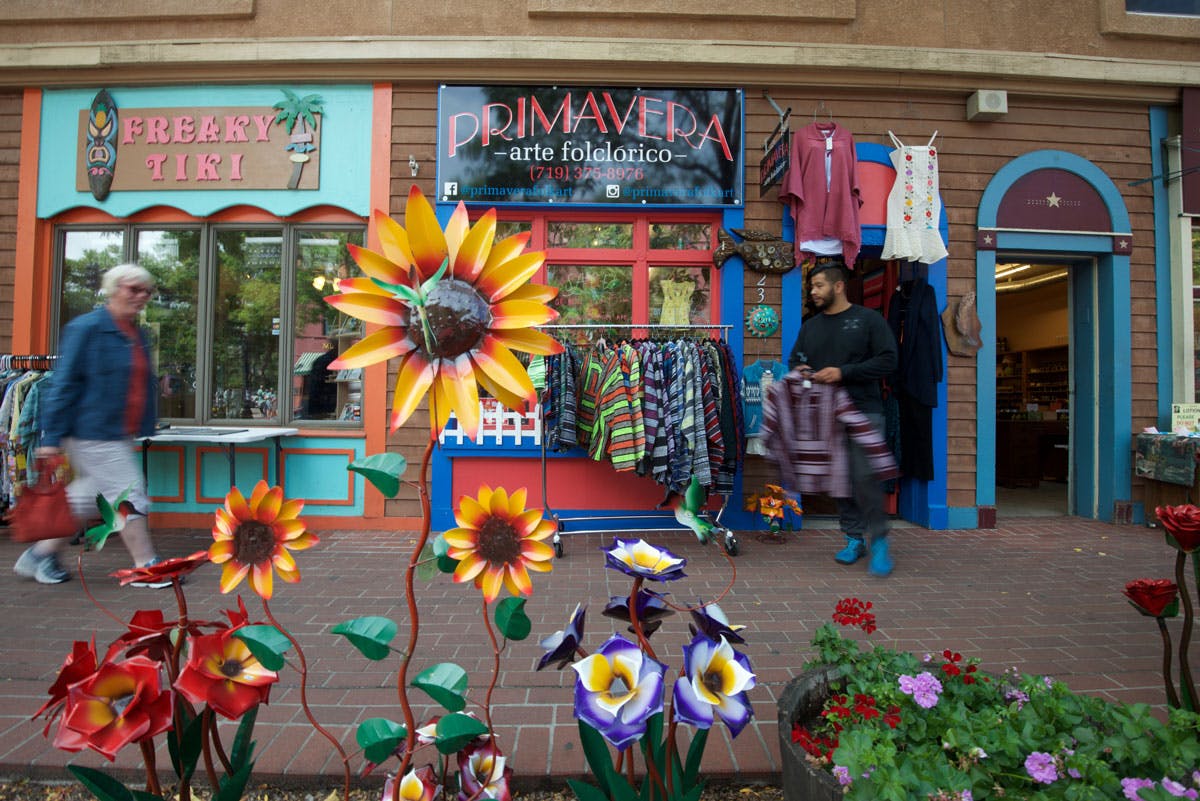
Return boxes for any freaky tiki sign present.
[74,91,322,193]
[437,86,743,206]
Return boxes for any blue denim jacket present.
[40,306,158,447]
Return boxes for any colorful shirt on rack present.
[760,371,898,498]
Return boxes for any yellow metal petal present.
[325,293,410,327]
[251,561,274,599]
[507,486,528,516]
[453,553,488,583]
[390,351,436,432]
[444,202,470,272]
[219,561,250,594]
[477,251,546,303]
[348,243,410,287]
[285,531,320,551]
[331,328,416,370]
[442,526,481,549]
[373,208,415,271]
[471,339,536,404]
[489,299,558,330]
[491,327,565,356]
[489,486,510,516]
[403,185,448,279]
[429,368,453,435]
[503,283,559,304]
[442,354,481,439]
[248,481,271,513]
[473,363,529,411]
[453,209,496,282]
[334,277,393,296]
[453,495,490,530]
[480,566,505,602]
[482,230,531,274]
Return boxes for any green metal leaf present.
[567,780,610,801]
[434,712,489,754]
[494,597,532,641]
[347,453,408,499]
[682,726,708,788]
[412,662,469,712]
[68,765,134,801]
[603,766,639,801]
[230,705,258,772]
[356,717,408,764]
[416,542,440,583]
[232,625,291,672]
[332,616,398,661]
[421,258,449,296]
[167,705,204,782]
[433,533,459,574]
[215,758,255,801]
[578,720,615,797]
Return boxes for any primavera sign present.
[437,86,743,206]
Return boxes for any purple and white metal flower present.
[571,634,666,750]
[672,634,756,737]
[602,538,687,582]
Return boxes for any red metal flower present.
[111,550,210,587]
[174,623,278,719]
[32,639,100,727]
[54,655,173,761]
[1123,578,1180,618]
[1155,504,1200,552]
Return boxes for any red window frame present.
[485,209,722,329]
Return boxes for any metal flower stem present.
[626,577,667,800]
[139,739,162,796]
[261,599,353,801]
[1176,550,1198,712]
[1156,617,1181,709]
[395,432,437,788]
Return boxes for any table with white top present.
[140,426,299,489]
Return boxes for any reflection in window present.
[649,223,712,250]
[212,230,282,421]
[138,229,200,420]
[1126,0,1200,14]
[547,264,632,343]
[495,220,533,241]
[293,230,364,422]
[649,266,711,327]
[59,229,124,325]
[547,222,633,249]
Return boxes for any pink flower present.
[1024,752,1058,784]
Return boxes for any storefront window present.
[649,265,712,326]
[547,264,633,342]
[137,229,200,420]
[53,219,366,426]
[649,222,712,250]
[292,230,365,422]
[547,221,633,248]
[211,231,282,421]
[59,229,124,326]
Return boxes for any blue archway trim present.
[1149,106,1173,429]
[975,150,1133,521]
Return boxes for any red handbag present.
[6,456,80,543]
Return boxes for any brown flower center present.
[415,278,490,359]
[702,670,724,697]
[233,520,277,565]
[476,516,521,565]
[220,658,244,678]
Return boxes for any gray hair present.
[100,263,155,297]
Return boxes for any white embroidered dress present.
[881,131,948,265]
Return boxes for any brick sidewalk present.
[0,518,1193,790]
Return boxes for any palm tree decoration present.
[273,89,324,190]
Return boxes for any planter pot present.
[777,664,846,801]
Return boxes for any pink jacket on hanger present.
[778,121,863,266]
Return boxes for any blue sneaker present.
[868,537,894,577]
[834,537,867,565]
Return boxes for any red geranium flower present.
[883,705,902,729]
[54,655,173,761]
[174,623,278,720]
[1155,504,1200,552]
[1123,578,1180,618]
[111,550,210,587]
[832,597,877,634]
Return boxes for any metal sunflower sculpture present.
[325,185,563,436]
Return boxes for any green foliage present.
[68,765,142,801]
[233,625,292,671]
[494,597,533,641]
[166,706,204,783]
[799,623,1200,800]
[332,616,398,661]
[348,453,408,498]
[434,712,489,754]
[573,718,709,801]
[356,717,408,764]
[412,662,469,712]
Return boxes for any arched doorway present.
[975,151,1133,522]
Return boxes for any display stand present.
[537,323,741,557]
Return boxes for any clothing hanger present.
[812,101,832,123]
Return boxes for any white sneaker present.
[129,557,172,589]
[13,546,41,578]
[34,553,70,584]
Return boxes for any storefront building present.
[0,1,1197,531]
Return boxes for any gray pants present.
[836,412,890,542]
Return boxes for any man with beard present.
[787,262,899,576]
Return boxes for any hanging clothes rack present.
[535,323,740,557]
[0,354,59,371]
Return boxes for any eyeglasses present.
[122,284,154,297]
